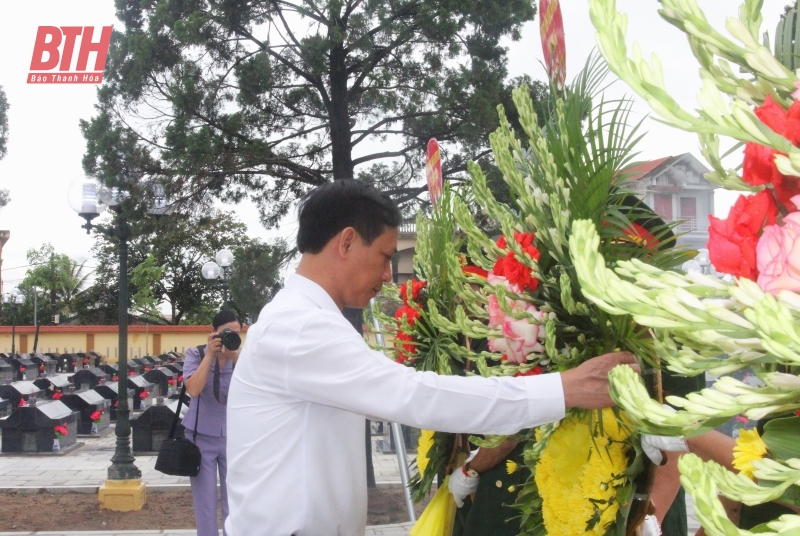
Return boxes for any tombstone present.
[93,381,134,421]
[29,353,57,376]
[163,362,183,376]
[76,353,93,369]
[0,397,10,418]
[142,355,163,368]
[97,363,119,380]
[125,359,143,376]
[70,368,108,391]
[0,381,45,408]
[59,390,111,435]
[8,355,37,382]
[0,359,14,385]
[131,397,187,453]
[130,358,153,374]
[143,367,177,397]
[158,353,177,364]
[88,351,104,368]
[125,376,154,410]
[0,400,80,453]
[58,353,80,373]
[33,374,72,400]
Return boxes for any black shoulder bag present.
[155,346,203,477]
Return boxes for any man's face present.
[342,226,398,308]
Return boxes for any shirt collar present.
[284,273,342,314]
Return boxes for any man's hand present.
[448,467,480,508]
[561,352,640,409]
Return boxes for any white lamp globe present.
[215,249,234,268]
[67,176,107,218]
[14,294,25,305]
[202,261,222,280]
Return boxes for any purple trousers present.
[189,431,228,536]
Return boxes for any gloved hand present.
[448,466,480,508]
[639,514,661,536]
[641,434,689,465]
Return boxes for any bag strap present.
[167,345,203,441]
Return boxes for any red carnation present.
[19,366,26,372]
[18,399,27,407]
[38,364,44,372]
[167,378,176,386]
[111,375,119,381]
[177,375,183,382]
[139,391,148,399]
[128,370,135,377]
[90,410,102,422]
[52,391,63,400]
[53,424,68,438]
[708,190,779,280]
[113,400,118,408]
[492,232,541,292]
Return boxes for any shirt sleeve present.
[182,347,202,381]
[281,313,565,435]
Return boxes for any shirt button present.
[495,480,503,488]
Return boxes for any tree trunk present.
[342,307,376,488]
[328,38,353,180]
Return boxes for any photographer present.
[182,310,242,536]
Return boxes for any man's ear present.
[338,227,357,258]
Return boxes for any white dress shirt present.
[225,274,565,536]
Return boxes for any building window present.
[654,194,673,221]
[680,197,697,231]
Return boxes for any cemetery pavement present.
[0,429,405,491]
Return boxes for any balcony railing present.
[399,222,417,236]
[674,218,698,233]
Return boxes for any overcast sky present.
[0,0,789,292]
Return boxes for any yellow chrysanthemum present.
[733,428,767,480]
[417,429,435,476]
[506,460,518,475]
[535,409,633,536]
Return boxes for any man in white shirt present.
[225,179,639,536]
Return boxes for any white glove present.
[448,466,480,508]
[641,434,689,465]
[639,514,661,536]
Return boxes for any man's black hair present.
[296,179,402,254]
[213,310,241,330]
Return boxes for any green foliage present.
[90,210,248,324]
[227,239,292,323]
[0,85,7,161]
[130,253,164,321]
[81,0,546,225]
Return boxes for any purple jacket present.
[181,346,233,436]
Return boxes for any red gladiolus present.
[708,190,779,280]
[515,365,544,377]
[462,265,489,278]
[393,331,417,363]
[394,304,421,326]
[90,410,102,422]
[400,279,427,304]
[52,391,63,400]
[491,232,541,292]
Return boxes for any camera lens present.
[220,329,241,351]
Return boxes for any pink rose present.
[757,198,800,294]
[487,292,546,363]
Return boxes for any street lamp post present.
[3,291,25,354]
[201,248,234,309]
[68,176,169,510]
